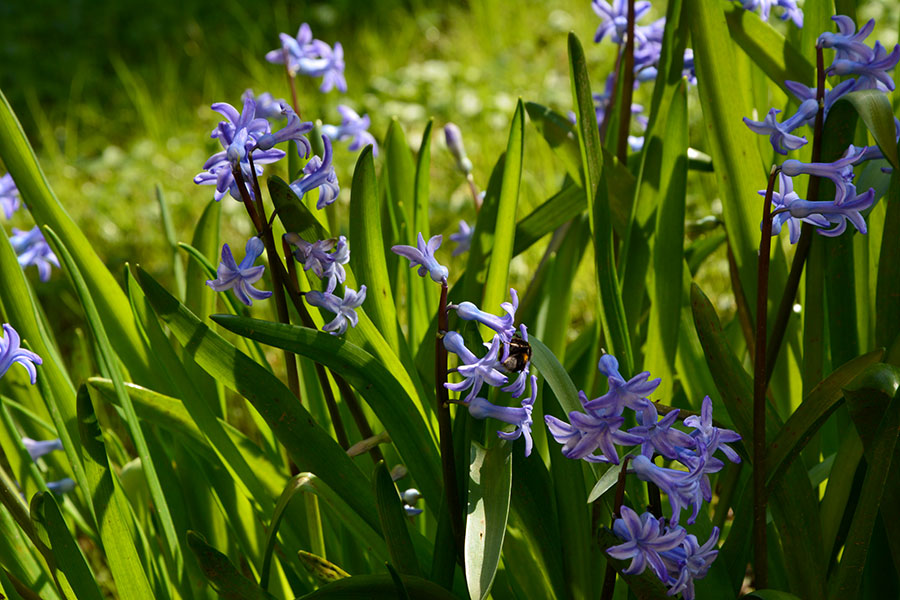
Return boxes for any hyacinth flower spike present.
[0,173,20,219]
[207,237,273,306]
[0,324,42,384]
[305,283,367,336]
[290,136,340,209]
[467,374,538,456]
[606,506,687,581]
[781,144,865,203]
[392,232,449,283]
[817,15,876,62]
[322,105,378,155]
[443,332,508,404]
[11,226,59,282]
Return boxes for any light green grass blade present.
[135,267,381,532]
[43,227,185,591]
[77,386,154,599]
[724,4,814,94]
[464,441,512,600]
[210,315,441,508]
[29,492,104,600]
[373,461,420,577]
[0,88,155,384]
[350,146,402,350]
[569,33,633,375]
[480,100,524,322]
[687,0,766,305]
[643,79,688,393]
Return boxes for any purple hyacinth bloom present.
[241,89,288,120]
[592,0,652,45]
[788,184,876,238]
[454,288,519,343]
[305,284,367,336]
[818,16,875,62]
[10,226,59,282]
[629,403,695,460]
[683,397,743,464]
[660,528,720,600]
[829,41,900,91]
[284,233,349,288]
[0,173,21,219]
[783,79,856,128]
[444,123,473,175]
[256,105,314,158]
[22,437,63,461]
[265,24,322,75]
[742,107,812,155]
[606,506,687,581]
[761,173,826,244]
[267,25,347,93]
[206,237,273,306]
[392,232,449,283]
[631,452,708,525]
[781,144,865,204]
[449,220,473,257]
[582,354,661,416]
[0,323,42,384]
[290,136,340,209]
[468,374,537,457]
[46,478,76,494]
[443,332,508,404]
[733,0,803,28]
[322,105,378,155]
[545,392,645,464]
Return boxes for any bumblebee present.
[501,335,531,372]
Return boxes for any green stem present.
[753,164,781,589]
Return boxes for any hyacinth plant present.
[1,3,900,600]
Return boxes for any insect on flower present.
[500,334,532,373]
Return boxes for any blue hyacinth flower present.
[304,284,367,336]
[206,237,273,306]
[392,232,449,283]
[0,323,42,384]
[11,226,59,282]
[0,173,21,219]
[606,506,687,581]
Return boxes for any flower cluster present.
[607,506,719,600]
[545,357,738,595]
[265,23,347,93]
[194,96,312,202]
[284,233,364,336]
[11,226,59,282]
[742,15,898,243]
[730,0,803,28]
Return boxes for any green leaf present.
[210,315,442,507]
[408,119,434,349]
[297,574,460,599]
[830,377,900,599]
[643,78,688,397]
[134,267,382,532]
[568,32,634,375]
[0,88,156,384]
[187,532,277,600]
[297,551,350,585]
[44,228,185,585]
[77,386,154,599]
[184,198,221,315]
[875,159,900,351]
[384,118,416,245]
[587,462,624,504]
[349,146,402,350]
[480,100,524,324]
[687,0,766,305]
[29,492,104,600]
[373,461,420,577]
[724,4,814,94]
[464,441,513,600]
[766,350,884,488]
[268,175,329,241]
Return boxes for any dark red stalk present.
[615,0,636,163]
[600,455,635,600]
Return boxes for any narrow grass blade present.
[29,492,104,600]
[410,119,435,341]
[569,32,634,374]
[297,574,459,599]
[135,267,381,532]
[373,461,420,577]
[44,228,186,588]
[480,100,524,320]
[465,441,512,600]
[876,158,900,350]
[77,386,154,598]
